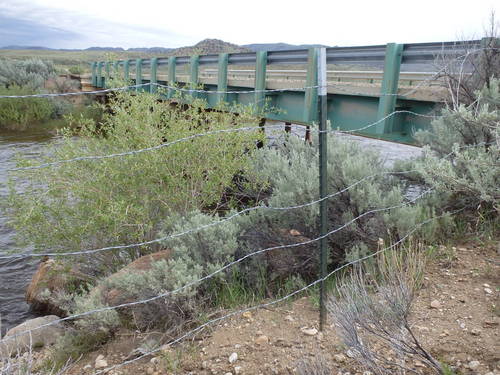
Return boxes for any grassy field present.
[0,49,158,74]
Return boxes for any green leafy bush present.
[0,85,55,129]
[5,89,263,276]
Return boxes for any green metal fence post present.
[217,53,229,104]
[317,47,328,331]
[104,62,111,88]
[113,61,120,81]
[303,48,319,124]
[375,43,403,134]
[96,62,103,88]
[167,56,176,99]
[135,59,143,92]
[91,62,97,87]
[254,51,267,113]
[124,59,130,83]
[150,57,158,94]
[189,55,200,99]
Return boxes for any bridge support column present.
[150,57,158,94]
[217,53,229,105]
[189,55,200,99]
[303,48,319,124]
[135,59,143,92]
[375,43,403,134]
[167,57,176,99]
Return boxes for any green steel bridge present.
[90,40,483,143]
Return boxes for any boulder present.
[91,250,172,306]
[26,257,91,315]
[0,315,64,357]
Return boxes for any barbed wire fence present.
[0,45,492,374]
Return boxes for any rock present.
[0,315,64,356]
[284,315,294,322]
[255,335,269,345]
[26,258,90,315]
[362,372,373,375]
[229,352,238,363]
[346,349,355,358]
[470,328,481,336]
[234,366,243,374]
[300,327,318,336]
[468,360,480,369]
[289,229,301,236]
[430,300,441,309]
[95,356,108,369]
[333,354,346,363]
[88,250,171,307]
[484,288,493,294]
[146,367,154,375]
[242,311,252,320]
[224,373,233,375]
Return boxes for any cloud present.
[0,14,83,48]
[0,1,195,49]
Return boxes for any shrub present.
[327,247,443,374]
[406,79,500,214]
[0,85,55,130]
[5,89,263,276]
[0,58,56,90]
[239,134,436,276]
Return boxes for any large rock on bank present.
[26,258,91,315]
[0,316,64,357]
[92,249,172,306]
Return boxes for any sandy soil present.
[63,241,499,375]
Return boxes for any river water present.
[0,127,55,335]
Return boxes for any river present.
[0,127,56,335]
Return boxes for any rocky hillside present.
[171,38,250,56]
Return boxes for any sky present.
[0,0,499,49]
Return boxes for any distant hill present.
[1,45,52,50]
[243,43,330,52]
[128,47,174,53]
[171,39,250,56]
[0,40,330,55]
[85,47,125,51]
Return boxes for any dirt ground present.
[65,241,498,375]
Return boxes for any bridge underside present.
[119,78,438,144]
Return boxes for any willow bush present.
[5,89,263,275]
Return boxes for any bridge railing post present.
[189,55,200,99]
[124,59,130,84]
[104,62,111,88]
[135,59,143,92]
[375,43,403,134]
[91,62,97,87]
[303,48,319,124]
[217,53,229,105]
[113,61,120,82]
[96,62,103,88]
[254,51,267,113]
[167,56,176,99]
[150,57,158,94]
